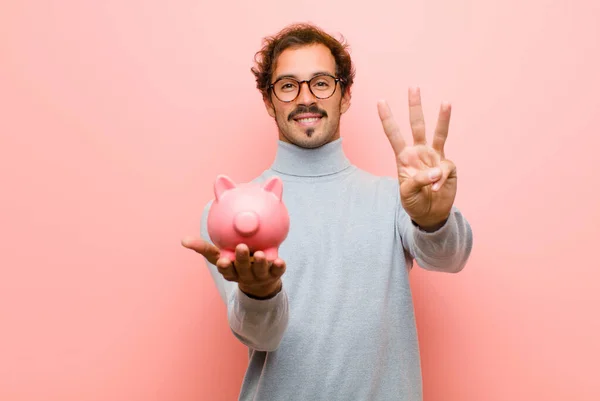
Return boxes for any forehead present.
[273,44,336,80]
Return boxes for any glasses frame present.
[268,73,344,103]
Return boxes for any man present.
[182,23,473,401]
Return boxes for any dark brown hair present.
[251,23,356,101]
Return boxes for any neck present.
[269,138,352,177]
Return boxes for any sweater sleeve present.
[397,204,473,273]
[200,202,289,351]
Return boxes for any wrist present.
[411,217,448,232]
[239,280,282,300]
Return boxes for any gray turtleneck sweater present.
[200,138,473,401]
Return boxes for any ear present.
[340,88,351,115]
[263,95,276,118]
[214,175,236,200]
[262,176,283,200]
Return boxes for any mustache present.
[288,105,327,121]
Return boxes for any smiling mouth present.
[294,116,322,127]
[289,105,327,127]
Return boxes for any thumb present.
[402,167,442,196]
[181,236,220,265]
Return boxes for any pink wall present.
[1,1,598,400]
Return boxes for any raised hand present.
[182,237,286,299]
[377,87,457,231]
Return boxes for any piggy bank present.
[206,174,290,262]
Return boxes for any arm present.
[398,204,473,273]
[192,202,289,352]
[378,87,473,273]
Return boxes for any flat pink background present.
[1,1,599,400]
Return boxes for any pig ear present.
[214,175,236,200]
[262,176,283,200]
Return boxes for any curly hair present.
[251,23,356,101]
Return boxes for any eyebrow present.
[273,71,334,82]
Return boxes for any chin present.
[286,129,334,149]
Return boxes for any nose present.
[234,211,260,237]
[297,81,316,105]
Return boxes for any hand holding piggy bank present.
[207,175,290,262]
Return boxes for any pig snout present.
[233,211,260,237]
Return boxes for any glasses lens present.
[273,79,300,102]
[273,75,337,101]
[309,75,336,99]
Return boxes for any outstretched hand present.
[378,87,457,231]
[182,237,286,299]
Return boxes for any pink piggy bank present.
[206,174,290,262]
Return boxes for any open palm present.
[378,87,457,231]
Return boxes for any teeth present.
[297,117,320,123]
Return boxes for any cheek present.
[276,107,294,122]
[324,103,341,120]
[326,96,342,111]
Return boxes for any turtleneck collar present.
[269,138,352,177]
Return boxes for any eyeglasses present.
[269,74,343,103]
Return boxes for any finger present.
[432,159,456,191]
[402,166,442,196]
[270,258,286,278]
[181,237,220,265]
[408,87,427,145]
[432,102,451,158]
[234,244,253,282]
[251,251,270,281]
[377,100,406,155]
[216,257,238,282]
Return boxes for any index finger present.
[181,237,220,265]
[377,100,406,156]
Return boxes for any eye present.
[277,80,298,92]
[311,77,333,90]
